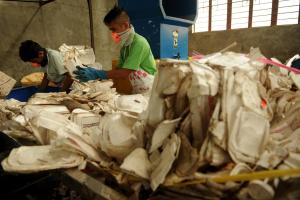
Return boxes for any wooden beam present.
[227,0,232,30]
[271,0,279,26]
[209,0,212,31]
[248,0,253,28]
[64,169,128,200]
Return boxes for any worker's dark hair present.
[103,5,130,25]
[19,40,45,62]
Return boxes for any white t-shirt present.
[42,48,67,83]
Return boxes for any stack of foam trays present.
[2,48,300,200]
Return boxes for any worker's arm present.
[74,66,133,82]
[38,73,49,91]
[107,68,134,79]
[50,49,70,90]
[60,73,73,92]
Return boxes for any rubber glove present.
[74,66,107,82]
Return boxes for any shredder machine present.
[118,0,198,60]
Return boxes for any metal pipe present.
[1,0,55,6]
[87,0,95,50]
[208,0,212,31]
[39,0,54,6]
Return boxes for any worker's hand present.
[74,66,107,82]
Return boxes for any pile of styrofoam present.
[2,49,300,199]
[0,80,148,173]
[0,71,16,98]
[106,49,300,198]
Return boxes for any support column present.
[271,0,279,26]
[91,0,119,70]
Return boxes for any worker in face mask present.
[19,40,73,92]
[74,6,157,94]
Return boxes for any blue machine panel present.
[118,0,196,60]
[132,18,161,59]
[160,24,188,60]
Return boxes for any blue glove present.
[74,66,107,82]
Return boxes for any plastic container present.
[6,86,60,102]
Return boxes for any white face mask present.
[118,26,135,47]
